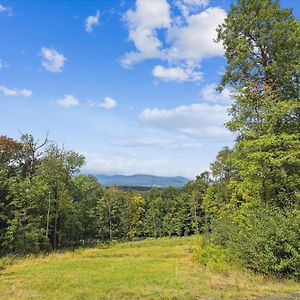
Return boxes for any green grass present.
[0,237,299,299]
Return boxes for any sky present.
[0,0,299,178]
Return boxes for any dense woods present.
[0,135,209,252]
[1,0,300,281]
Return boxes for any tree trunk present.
[46,193,51,240]
[108,204,112,240]
[53,217,58,250]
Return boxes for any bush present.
[193,235,234,273]
[209,205,300,280]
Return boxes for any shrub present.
[209,205,300,280]
[193,235,234,273]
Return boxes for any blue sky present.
[0,0,299,178]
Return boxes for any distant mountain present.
[96,174,189,188]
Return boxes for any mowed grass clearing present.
[0,237,299,299]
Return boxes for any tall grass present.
[0,236,299,299]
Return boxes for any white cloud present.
[166,7,226,62]
[0,59,8,69]
[121,0,171,67]
[140,102,231,139]
[41,47,66,73]
[89,97,117,109]
[122,2,226,82]
[85,10,100,33]
[0,3,12,16]
[19,89,33,97]
[0,86,32,97]
[152,65,202,82]
[83,152,195,177]
[200,83,231,104]
[82,149,210,178]
[56,94,79,107]
[83,154,169,177]
[175,0,209,19]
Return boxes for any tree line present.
[0,136,210,253]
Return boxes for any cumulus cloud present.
[85,10,100,33]
[152,65,202,82]
[166,7,226,62]
[0,3,12,16]
[122,1,226,82]
[41,47,66,73]
[200,83,232,104]
[89,97,117,109]
[0,86,32,97]
[121,0,171,67]
[140,103,231,139]
[175,0,209,19]
[56,94,79,107]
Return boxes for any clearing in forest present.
[0,237,299,299]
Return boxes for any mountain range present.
[95,174,190,188]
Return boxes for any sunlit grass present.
[0,237,299,299]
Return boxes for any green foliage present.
[1,0,300,287]
[217,0,300,99]
[203,0,300,281]
[231,133,300,207]
[0,133,209,255]
[2,176,49,254]
[210,206,300,280]
[71,175,104,243]
[193,235,234,273]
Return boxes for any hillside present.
[96,174,190,188]
[0,237,299,300]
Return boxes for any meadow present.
[0,237,299,300]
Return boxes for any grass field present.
[0,237,299,299]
